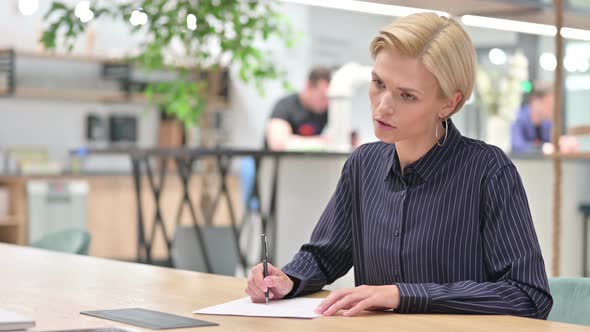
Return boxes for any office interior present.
[1,0,590,329]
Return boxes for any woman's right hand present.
[245,263,294,303]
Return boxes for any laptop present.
[0,309,35,331]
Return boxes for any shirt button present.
[394,230,400,237]
[400,190,406,197]
[394,270,400,278]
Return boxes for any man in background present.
[266,67,331,150]
[511,81,578,154]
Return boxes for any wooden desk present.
[2,244,588,332]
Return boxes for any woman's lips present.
[375,119,396,129]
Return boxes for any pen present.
[262,234,270,305]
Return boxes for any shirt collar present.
[382,119,461,182]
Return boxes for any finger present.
[247,267,255,284]
[323,292,367,316]
[247,285,266,303]
[247,264,262,284]
[264,276,290,294]
[264,275,280,288]
[245,286,258,302]
[251,266,268,293]
[246,287,264,302]
[315,288,354,314]
[343,299,374,317]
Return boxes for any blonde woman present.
[246,13,552,318]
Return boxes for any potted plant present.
[40,0,295,136]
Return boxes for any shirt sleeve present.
[282,157,354,297]
[269,96,293,123]
[395,165,553,319]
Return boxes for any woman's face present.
[369,48,453,145]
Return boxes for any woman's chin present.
[374,131,397,144]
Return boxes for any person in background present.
[511,82,579,154]
[246,13,552,318]
[265,67,331,150]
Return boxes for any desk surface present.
[2,244,588,332]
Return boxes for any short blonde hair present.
[370,13,476,114]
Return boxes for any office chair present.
[547,277,590,326]
[171,225,239,276]
[30,228,91,255]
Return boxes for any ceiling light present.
[462,15,557,36]
[564,55,578,72]
[561,27,590,41]
[130,9,148,26]
[18,0,38,16]
[75,1,94,23]
[280,0,448,17]
[540,53,557,71]
[488,48,506,65]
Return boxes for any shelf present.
[1,87,229,107]
[0,48,230,105]
[12,87,143,103]
[10,49,201,70]
[3,49,126,65]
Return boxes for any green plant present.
[476,50,528,121]
[41,0,295,127]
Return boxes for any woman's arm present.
[317,165,553,319]
[281,157,355,297]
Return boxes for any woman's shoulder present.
[458,136,515,174]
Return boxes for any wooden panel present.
[0,173,243,260]
[84,174,243,260]
[569,125,590,136]
[0,177,26,245]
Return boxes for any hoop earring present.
[435,118,449,147]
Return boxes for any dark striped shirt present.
[282,120,552,319]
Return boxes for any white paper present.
[193,297,324,319]
[0,309,35,331]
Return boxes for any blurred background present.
[0,0,589,288]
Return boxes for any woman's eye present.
[372,79,385,89]
[401,92,416,101]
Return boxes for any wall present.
[0,0,156,172]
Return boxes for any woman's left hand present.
[315,285,400,317]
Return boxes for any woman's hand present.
[245,263,294,303]
[315,285,400,317]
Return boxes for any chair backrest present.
[171,225,239,276]
[30,228,91,255]
[548,277,590,326]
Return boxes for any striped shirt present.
[282,120,553,319]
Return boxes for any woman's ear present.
[439,91,463,118]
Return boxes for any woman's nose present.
[377,92,395,115]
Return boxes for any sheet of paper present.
[193,297,324,319]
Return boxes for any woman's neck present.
[395,125,445,174]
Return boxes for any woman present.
[245,13,552,319]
